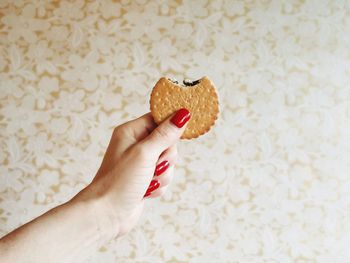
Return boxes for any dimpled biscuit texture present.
[150,76,219,139]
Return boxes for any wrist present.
[70,188,120,241]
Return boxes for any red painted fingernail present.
[144,180,160,198]
[170,108,191,128]
[147,180,160,192]
[155,160,169,176]
[144,191,152,197]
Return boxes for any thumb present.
[141,108,191,154]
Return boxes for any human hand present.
[74,109,191,238]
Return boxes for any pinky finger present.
[144,185,169,199]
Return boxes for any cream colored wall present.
[1,1,350,262]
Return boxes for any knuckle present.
[112,126,123,138]
[113,124,129,140]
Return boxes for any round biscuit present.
[150,76,219,139]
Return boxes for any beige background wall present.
[1,0,350,262]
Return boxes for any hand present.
[74,109,191,237]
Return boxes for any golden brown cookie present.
[150,76,219,139]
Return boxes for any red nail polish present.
[144,192,151,197]
[147,180,160,192]
[170,108,191,128]
[155,161,169,176]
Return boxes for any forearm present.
[0,197,117,263]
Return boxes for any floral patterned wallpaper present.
[1,0,350,262]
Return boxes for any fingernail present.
[144,180,160,198]
[144,191,152,197]
[155,160,169,176]
[170,108,191,128]
[147,180,160,193]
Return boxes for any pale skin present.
[0,111,190,262]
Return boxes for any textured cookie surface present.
[150,76,219,139]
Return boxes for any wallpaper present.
[1,0,350,262]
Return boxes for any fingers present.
[144,166,174,198]
[117,112,157,142]
[147,185,169,198]
[156,165,174,187]
[144,144,177,198]
[141,108,191,155]
[103,113,157,165]
[158,145,178,169]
